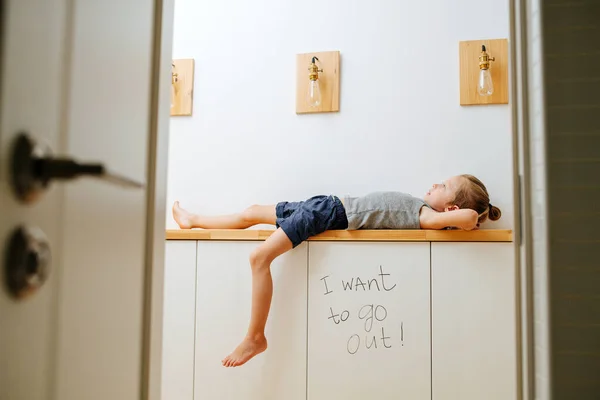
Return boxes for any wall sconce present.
[170,58,195,116]
[171,63,178,108]
[459,39,508,106]
[478,45,495,96]
[307,57,323,107]
[296,51,340,114]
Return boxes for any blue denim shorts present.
[275,195,348,247]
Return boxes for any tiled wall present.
[536,0,600,398]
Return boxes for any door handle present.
[10,132,145,204]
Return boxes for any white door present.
[0,0,173,399]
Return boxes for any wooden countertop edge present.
[165,229,513,242]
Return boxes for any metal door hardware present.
[4,226,51,299]
[10,132,145,204]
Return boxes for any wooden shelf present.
[166,229,512,242]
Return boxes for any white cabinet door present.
[308,242,431,400]
[194,241,308,400]
[431,242,517,400]
[162,241,197,400]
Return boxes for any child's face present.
[424,175,463,211]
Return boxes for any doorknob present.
[10,132,145,204]
[4,226,51,299]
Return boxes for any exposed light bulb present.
[478,68,494,96]
[307,79,322,107]
[171,83,175,108]
[307,56,323,107]
[478,45,495,96]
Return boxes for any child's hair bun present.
[488,204,501,221]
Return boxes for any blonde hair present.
[452,174,501,225]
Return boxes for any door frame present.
[508,0,538,399]
[141,0,175,399]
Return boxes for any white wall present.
[166,0,513,230]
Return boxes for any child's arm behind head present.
[420,207,479,231]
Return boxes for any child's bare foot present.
[221,335,267,367]
[172,201,194,229]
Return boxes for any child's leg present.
[172,201,276,229]
[221,228,293,367]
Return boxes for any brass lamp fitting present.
[308,56,323,81]
[479,45,495,70]
[171,63,178,84]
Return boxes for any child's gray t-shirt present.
[342,191,431,230]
